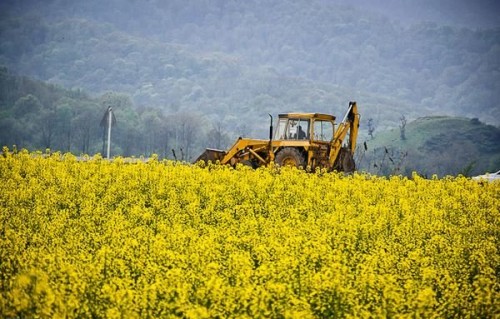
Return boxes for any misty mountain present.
[0,0,499,155]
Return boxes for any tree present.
[399,115,407,140]
[367,118,375,139]
[11,94,43,148]
[13,94,42,117]
[54,99,75,152]
[139,108,170,157]
[39,106,57,148]
[170,112,204,161]
[73,101,101,154]
[206,121,230,150]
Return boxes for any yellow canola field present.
[1,149,499,319]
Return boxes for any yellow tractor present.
[195,101,360,172]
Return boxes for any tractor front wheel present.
[275,147,306,168]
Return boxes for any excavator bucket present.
[194,148,227,164]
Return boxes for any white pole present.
[107,107,112,159]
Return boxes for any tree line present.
[0,67,231,159]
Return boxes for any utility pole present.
[100,106,116,159]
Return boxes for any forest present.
[0,0,499,173]
[0,68,224,159]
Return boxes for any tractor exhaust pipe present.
[268,114,273,142]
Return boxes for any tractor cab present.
[275,113,336,142]
[275,116,310,140]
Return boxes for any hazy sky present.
[1,0,499,29]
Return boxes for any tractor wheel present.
[275,147,306,168]
[334,147,355,173]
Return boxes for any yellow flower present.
[1,151,499,318]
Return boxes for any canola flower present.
[0,147,499,318]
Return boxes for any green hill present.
[358,116,500,176]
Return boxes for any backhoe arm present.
[328,101,360,168]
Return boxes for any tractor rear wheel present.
[275,147,306,168]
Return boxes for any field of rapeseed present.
[1,148,499,318]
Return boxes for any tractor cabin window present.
[276,119,288,140]
[313,120,334,142]
[276,118,310,140]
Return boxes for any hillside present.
[0,68,209,159]
[0,0,499,130]
[0,66,412,159]
[2,68,499,176]
[358,116,500,176]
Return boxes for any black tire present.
[275,147,306,168]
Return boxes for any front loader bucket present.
[193,148,227,164]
